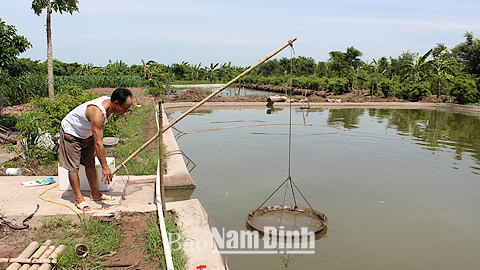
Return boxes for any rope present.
[174,123,341,136]
[252,44,322,224]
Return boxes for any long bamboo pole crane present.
[112,37,297,175]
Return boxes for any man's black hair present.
[111,88,132,105]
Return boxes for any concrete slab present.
[167,199,226,270]
[162,107,196,189]
[0,175,157,227]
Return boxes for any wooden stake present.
[111,37,297,175]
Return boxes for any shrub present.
[326,77,349,94]
[396,82,430,101]
[449,77,479,104]
[379,79,395,97]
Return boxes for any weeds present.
[140,212,186,270]
[107,104,167,175]
[33,215,122,269]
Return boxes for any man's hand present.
[102,166,113,184]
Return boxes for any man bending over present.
[59,88,133,211]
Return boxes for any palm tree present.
[32,0,79,101]
[399,49,433,84]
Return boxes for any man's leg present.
[85,166,103,200]
[69,171,86,205]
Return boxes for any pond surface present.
[165,106,480,270]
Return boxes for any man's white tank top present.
[61,96,110,139]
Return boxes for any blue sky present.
[1,0,480,67]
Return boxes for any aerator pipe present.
[112,37,297,175]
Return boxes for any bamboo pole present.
[27,246,56,270]
[112,37,297,175]
[6,242,40,270]
[37,245,65,270]
[0,259,57,264]
[18,240,52,270]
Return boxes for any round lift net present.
[246,45,327,237]
[246,205,328,236]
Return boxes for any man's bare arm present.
[86,105,112,183]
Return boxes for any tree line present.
[2,13,480,105]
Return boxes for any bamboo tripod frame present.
[111,37,297,175]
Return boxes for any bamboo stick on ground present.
[37,245,65,270]
[0,259,58,264]
[112,37,297,175]
[6,242,40,270]
[27,246,56,270]
[18,240,52,270]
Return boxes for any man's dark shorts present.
[58,128,95,173]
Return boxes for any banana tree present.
[426,49,457,97]
[348,66,366,97]
[367,59,386,98]
[32,0,79,101]
[399,49,433,84]
[74,63,96,76]
[206,63,219,83]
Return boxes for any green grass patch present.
[106,105,167,175]
[33,214,122,269]
[140,212,186,270]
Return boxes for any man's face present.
[114,96,133,115]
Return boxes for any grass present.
[33,214,122,269]
[31,212,187,269]
[140,212,186,270]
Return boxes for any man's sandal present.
[76,201,91,211]
[91,194,115,201]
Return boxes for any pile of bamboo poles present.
[3,240,64,270]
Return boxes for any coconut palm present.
[32,0,79,101]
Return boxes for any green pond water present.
[165,106,480,270]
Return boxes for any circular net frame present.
[246,205,328,237]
